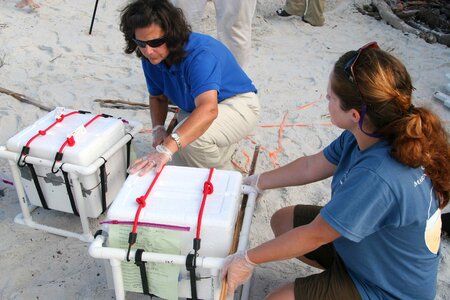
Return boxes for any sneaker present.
[276,8,294,18]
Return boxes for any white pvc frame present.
[89,185,258,300]
[0,120,143,242]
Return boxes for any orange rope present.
[259,122,333,128]
[138,99,333,171]
[295,99,322,110]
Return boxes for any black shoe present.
[276,8,294,19]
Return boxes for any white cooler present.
[0,107,143,241]
[99,166,246,299]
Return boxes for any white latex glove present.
[151,125,167,148]
[127,145,172,176]
[221,251,256,296]
[243,174,264,194]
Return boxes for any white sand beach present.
[0,0,449,299]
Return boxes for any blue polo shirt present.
[321,130,440,300]
[141,32,257,112]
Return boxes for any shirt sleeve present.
[321,167,400,242]
[185,50,221,99]
[323,130,350,165]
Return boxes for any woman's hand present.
[221,251,256,296]
[151,125,167,148]
[127,145,173,175]
[243,173,265,194]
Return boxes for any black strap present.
[62,170,79,216]
[125,133,133,179]
[27,163,49,210]
[99,159,108,214]
[186,253,198,300]
[126,138,132,169]
[17,146,30,167]
[135,249,151,296]
[94,230,103,239]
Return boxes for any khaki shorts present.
[293,205,362,300]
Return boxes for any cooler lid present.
[107,166,243,229]
[6,107,125,166]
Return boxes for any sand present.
[0,0,449,299]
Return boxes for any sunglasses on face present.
[133,36,167,48]
[343,41,382,138]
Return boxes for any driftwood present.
[94,98,179,113]
[0,87,53,111]
[219,145,261,300]
[371,0,421,35]
[356,0,450,46]
[0,87,183,114]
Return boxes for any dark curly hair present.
[120,0,191,65]
[331,46,450,209]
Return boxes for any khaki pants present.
[172,92,259,170]
[284,0,325,26]
[170,0,257,70]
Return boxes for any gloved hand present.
[243,174,264,194]
[127,145,172,176]
[151,125,167,148]
[221,251,256,296]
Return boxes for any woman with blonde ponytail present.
[221,42,450,300]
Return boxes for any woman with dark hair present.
[121,0,260,174]
[222,42,450,299]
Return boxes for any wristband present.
[244,250,257,266]
[170,131,182,150]
[155,144,173,161]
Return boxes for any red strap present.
[131,164,166,234]
[56,114,104,157]
[25,111,79,148]
[196,168,215,240]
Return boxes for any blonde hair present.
[331,48,450,208]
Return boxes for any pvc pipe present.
[237,186,257,252]
[8,159,32,222]
[110,258,125,300]
[14,212,92,241]
[89,235,226,269]
[241,279,251,300]
[433,91,450,108]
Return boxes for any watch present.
[170,131,182,150]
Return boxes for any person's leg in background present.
[169,0,207,31]
[213,0,257,70]
[278,0,325,26]
[303,0,325,26]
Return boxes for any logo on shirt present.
[424,208,441,254]
[413,168,427,187]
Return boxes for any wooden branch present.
[371,0,421,35]
[94,98,179,113]
[220,145,261,300]
[166,113,178,135]
[94,98,148,110]
[0,87,53,111]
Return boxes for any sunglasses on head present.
[133,36,167,48]
[344,41,379,84]
[343,41,382,138]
